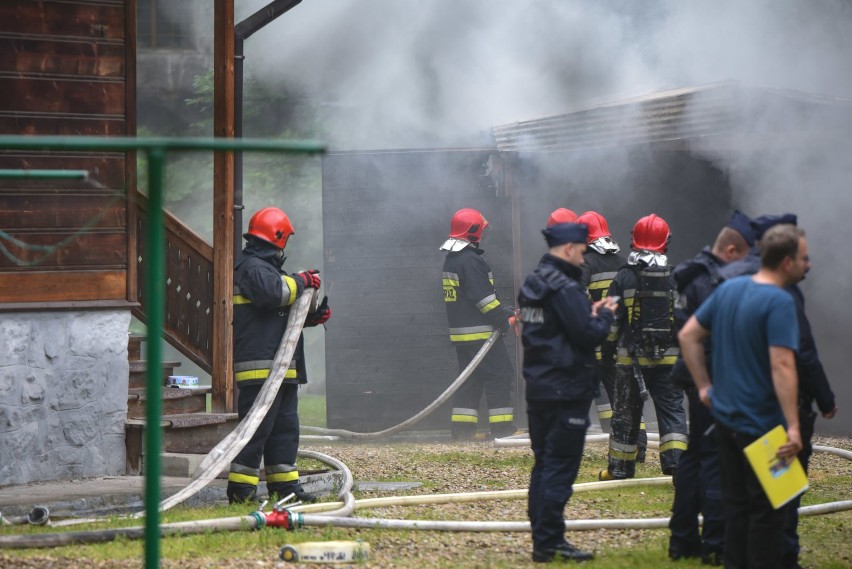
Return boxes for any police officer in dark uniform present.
[227,207,331,504]
[668,210,754,564]
[717,213,838,569]
[441,208,517,440]
[519,221,617,563]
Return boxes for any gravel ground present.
[1,435,850,569]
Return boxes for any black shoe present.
[532,543,594,563]
[669,548,700,561]
[701,550,723,566]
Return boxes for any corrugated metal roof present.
[492,81,852,152]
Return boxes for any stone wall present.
[0,310,130,486]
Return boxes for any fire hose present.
[301,329,502,440]
[148,289,317,517]
[2,469,850,548]
[155,296,499,515]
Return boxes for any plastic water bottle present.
[279,540,370,563]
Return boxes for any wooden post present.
[212,0,235,412]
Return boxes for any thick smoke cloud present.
[239,0,852,433]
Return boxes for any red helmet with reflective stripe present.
[577,211,611,242]
[245,207,295,250]
[546,208,578,226]
[631,214,671,253]
[449,208,488,242]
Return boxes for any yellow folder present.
[743,425,809,509]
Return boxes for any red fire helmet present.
[244,207,295,250]
[577,211,611,242]
[546,208,579,226]
[631,214,671,253]
[449,208,489,242]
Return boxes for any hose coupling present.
[264,508,300,530]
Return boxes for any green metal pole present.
[144,147,166,569]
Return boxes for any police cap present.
[543,222,589,247]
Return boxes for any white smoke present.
[236,0,852,432]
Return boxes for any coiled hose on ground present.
[1,441,849,549]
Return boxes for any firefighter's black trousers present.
[229,382,300,496]
[451,340,515,439]
[595,362,648,458]
[607,365,686,477]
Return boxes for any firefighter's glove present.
[297,269,321,289]
[508,308,521,337]
[306,296,331,327]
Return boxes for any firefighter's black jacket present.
[442,245,512,342]
[233,239,307,386]
[670,247,723,387]
[606,260,679,367]
[518,254,614,402]
[580,250,627,301]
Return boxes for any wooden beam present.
[212,0,235,412]
[126,0,138,304]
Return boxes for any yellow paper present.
[743,425,809,509]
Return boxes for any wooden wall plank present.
[0,114,127,137]
[0,194,125,229]
[0,270,127,303]
[0,230,126,269]
[0,78,125,115]
[0,153,126,188]
[0,2,126,40]
[0,37,125,77]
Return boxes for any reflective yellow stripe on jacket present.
[448,325,494,342]
[443,271,459,303]
[234,359,297,381]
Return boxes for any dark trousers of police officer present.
[782,403,817,569]
[527,398,590,554]
[451,340,516,440]
[228,382,300,501]
[608,365,685,478]
[669,386,724,564]
[716,422,787,569]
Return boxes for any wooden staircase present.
[126,197,241,475]
[125,334,238,475]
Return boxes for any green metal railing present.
[0,135,324,569]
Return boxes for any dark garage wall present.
[322,149,520,431]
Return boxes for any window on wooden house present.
[137,0,194,49]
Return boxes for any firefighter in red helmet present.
[575,211,635,439]
[599,214,687,481]
[441,208,517,440]
[547,208,578,226]
[227,207,331,504]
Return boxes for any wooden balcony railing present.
[134,192,213,374]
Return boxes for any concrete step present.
[126,386,210,419]
[128,332,145,361]
[125,412,239,474]
[128,359,183,389]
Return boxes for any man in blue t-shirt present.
[678,224,809,569]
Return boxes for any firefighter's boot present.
[226,482,258,505]
[268,482,317,504]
